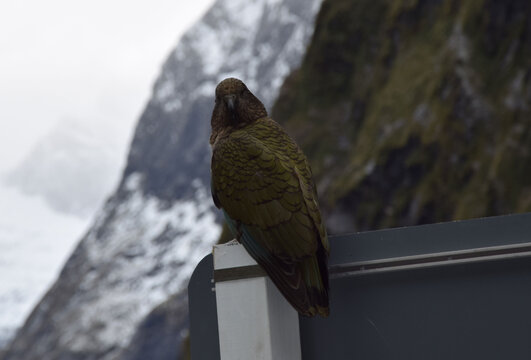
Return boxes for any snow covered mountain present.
[0,0,321,359]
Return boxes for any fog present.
[0,0,214,173]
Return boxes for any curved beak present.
[224,95,236,111]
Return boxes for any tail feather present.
[300,250,329,317]
[222,211,329,317]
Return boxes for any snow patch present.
[195,81,217,98]
[56,173,220,352]
[155,78,175,102]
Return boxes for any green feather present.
[211,78,329,317]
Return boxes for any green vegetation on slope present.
[273,0,531,232]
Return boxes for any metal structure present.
[189,213,531,359]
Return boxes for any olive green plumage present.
[210,78,329,317]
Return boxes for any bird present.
[210,77,329,317]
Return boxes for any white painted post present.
[213,241,302,360]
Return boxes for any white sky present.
[0,0,215,172]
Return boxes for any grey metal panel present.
[329,213,531,265]
[188,254,220,360]
[301,213,531,360]
[300,258,531,359]
[189,213,531,359]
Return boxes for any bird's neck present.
[210,120,252,146]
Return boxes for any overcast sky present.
[0,0,214,172]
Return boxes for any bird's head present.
[210,78,267,144]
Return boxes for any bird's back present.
[211,116,329,317]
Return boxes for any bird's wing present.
[211,119,329,315]
[211,120,320,261]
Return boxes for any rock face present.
[273,0,531,233]
[0,0,321,359]
[118,292,190,360]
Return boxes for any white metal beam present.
[213,241,301,360]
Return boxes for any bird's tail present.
[225,212,330,317]
[300,245,329,317]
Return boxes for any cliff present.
[273,0,531,233]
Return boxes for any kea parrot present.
[210,78,330,317]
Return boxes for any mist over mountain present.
[4,119,123,218]
[0,186,89,351]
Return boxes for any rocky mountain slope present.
[273,0,531,233]
[0,0,321,359]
